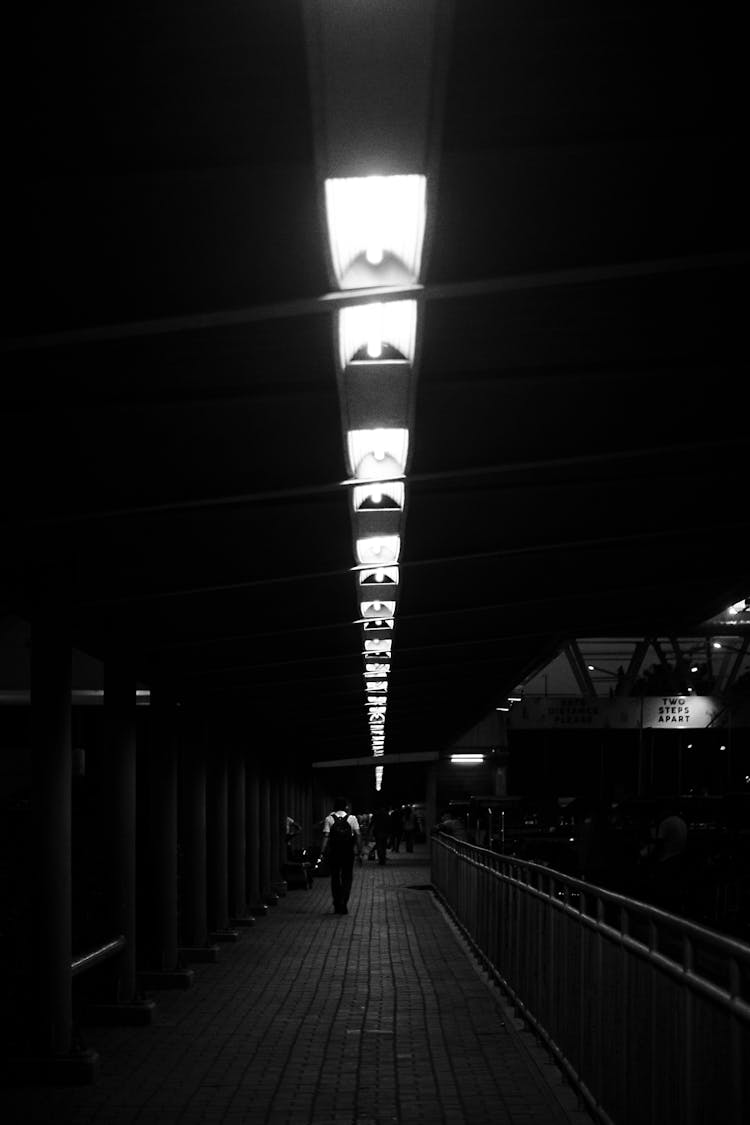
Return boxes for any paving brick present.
[2,847,594,1124]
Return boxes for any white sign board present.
[508,695,723,730]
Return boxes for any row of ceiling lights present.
[323,176,427,790]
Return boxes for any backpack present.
[328,812,354,853]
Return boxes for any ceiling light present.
[347,429,408,480]
[450,754,484,764]
[325,175,426,289]
[359,566,399,585]
[356,536,400,567]
[338,300,418,367]
[353,482,405,512]
[364,638,392,655]
[361,600,396,618]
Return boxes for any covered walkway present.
[3,848,591,1125]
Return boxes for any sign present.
[508,695,723,730]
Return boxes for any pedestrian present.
[369,805,390,865]
[285,813,302,859]
[321,796,362,915]
[402,805,418,853]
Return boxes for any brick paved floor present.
[2,847,594,1125]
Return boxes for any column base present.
[45,1047,100,1085]
[271,880,288,896]
[82,1001,155,1026]
[209,929,241,942]
[263,892,280,906]
[249,903,269,917]
[231,916,256,928]
[137,969,194,990]
[179,944,221,963]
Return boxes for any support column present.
[246,764,266,916]
[228,747,253,927]
[31,610,98,1081]
[87,656,154,1025]
[270,774,286,897]
[259,772,278,905]
[207,743,239,942]
[139,691,193,989]
[178,717,219,963]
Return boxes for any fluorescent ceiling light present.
[365,681,388,693]
[338,300,418,367]
[325,175,426,289]
[363,619,394,632]
[356,536,400,567]
[353,481,405,512]
[347,429,408,481]
[364,663,390,675]
[361,600,396,618]
[360,566,399,585]
[451,754,484,764]
[364,638,392,655]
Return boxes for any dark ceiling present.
[2,1,748,768]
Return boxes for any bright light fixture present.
[325,175,426,289]
[338,300,418,367]
[356,536,400,567]
[359,566,399,585]
[361,600,396,618]
[364,638,392,655]
[450,754,484,764]
[375,766,384,790]
[353,481,405,512]
[347,429,408,481]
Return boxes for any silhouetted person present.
[369,806,390,865]
[321,796,361,915]
[389,806,403,852]
[402,805,418,853]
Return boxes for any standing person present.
[389,806,403,853]
[402,805,418,853]
[285,814,302,859]
[369,806,390,865]
[321,796,362,915]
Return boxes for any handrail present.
[431,834,750,1125]
[71,935,126,977]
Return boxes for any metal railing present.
[431,834,750,1125]
[71,935,126,977]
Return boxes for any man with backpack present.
[321,797,362,915]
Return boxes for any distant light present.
[496,706,510,712]
[364,638,392,655]
[375,765,384,790]
[508,696,522,702]
[587,665,595,671]
[361,600,396,619]
[356,536,400,567]
[450,754,484,764]
[713,641,722,649]
[324,175,426,289]
[353,481,405,512]
[347,428,408,480]
[690,665,699,673]
[359,565,399,585]
[338,300,417,368]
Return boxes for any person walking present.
[369,806,390,865]
[402,805,418,853]
[321,796,362,915]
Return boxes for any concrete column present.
[228,748,253,927]
[270,774,286,896]
[207,744,238,941]
[31,610,98,1080]
[245,764,266,916]
[259,772,277,905]
[425,761,438,840]
[139,692,192,988]
[178,720,218,963]
[96,656,153,1022]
